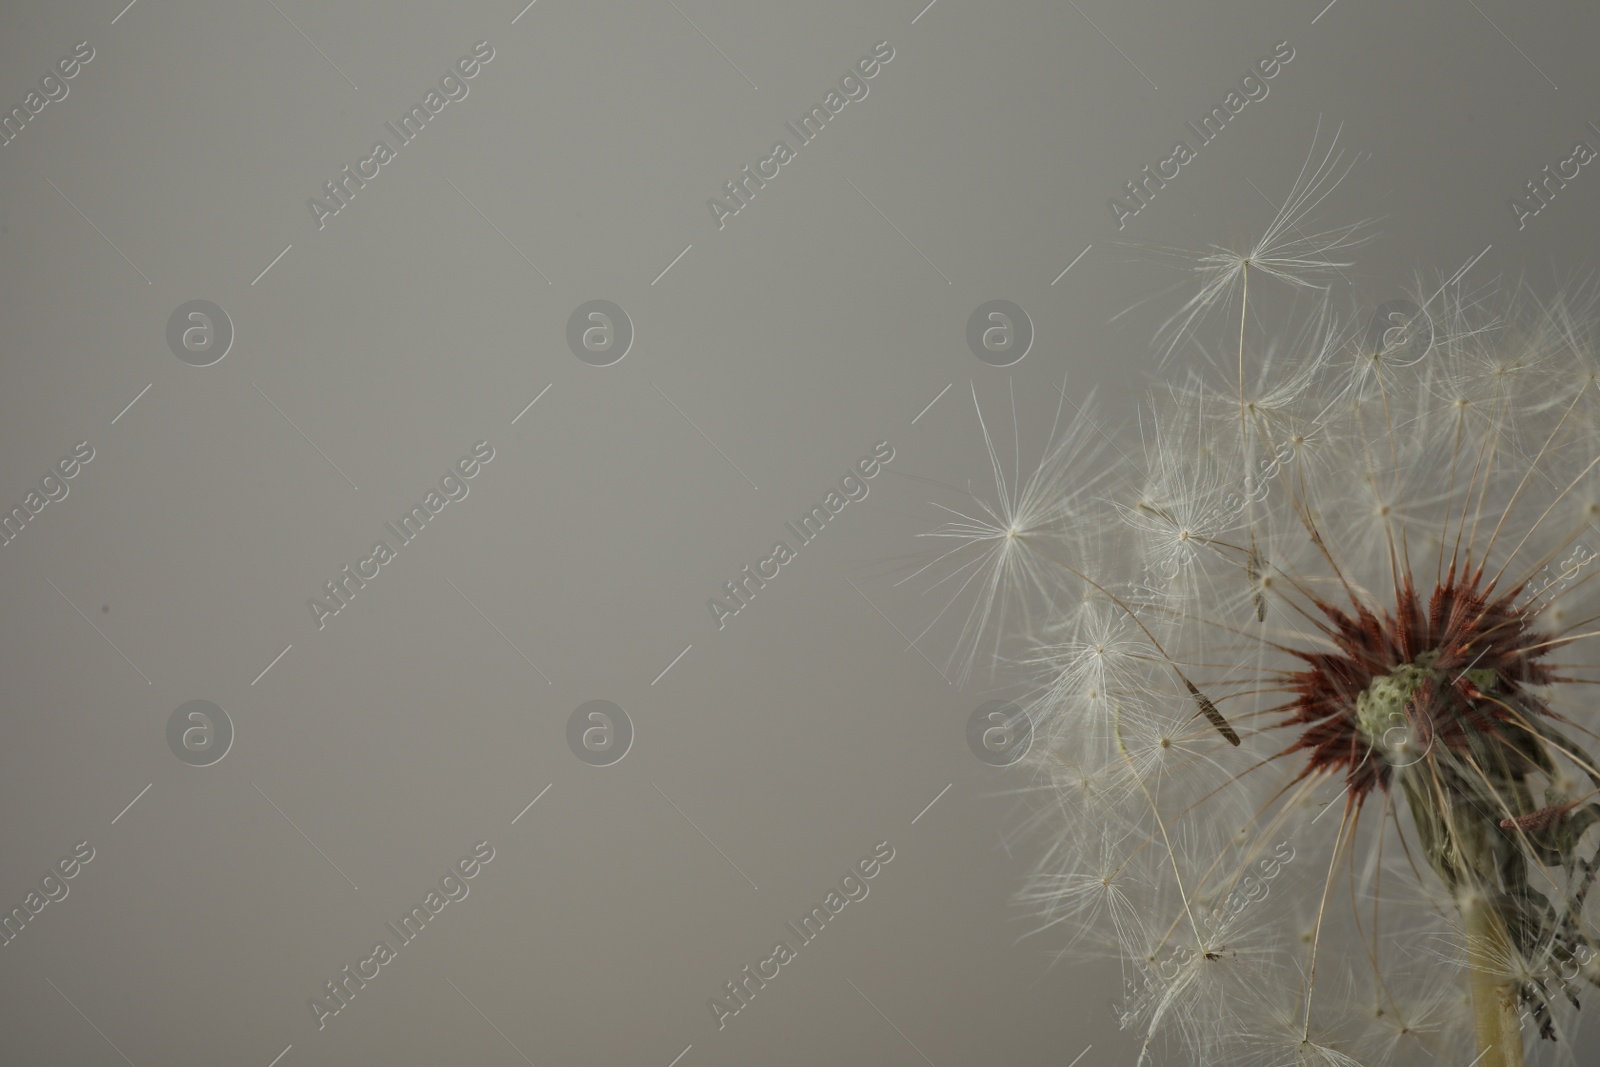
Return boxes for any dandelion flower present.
[920,193,1600,1065]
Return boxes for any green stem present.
[1403,772,1527,1066]
[1460,867,1526,1067]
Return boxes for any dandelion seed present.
[904,377,1112,685]
[1149,117,1372,365]
[1183,677,1240,746]
[1248,540,1269,621]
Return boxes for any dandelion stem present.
[1462,889,1526,1067]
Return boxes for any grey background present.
[1,1,1596,1064]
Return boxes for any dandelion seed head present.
[920,201,1600,1061]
